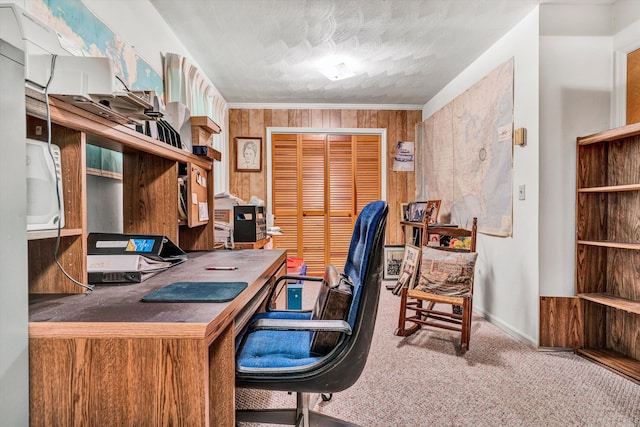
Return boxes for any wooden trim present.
[577,122,640,145]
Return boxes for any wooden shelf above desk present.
[234,236,272,250]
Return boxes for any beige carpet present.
[236,283,640,426]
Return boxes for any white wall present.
[539,5,612,301]
[423,3,638,346]
[81,0,229,194]
[0,33,29,427]
[423,8,541,345]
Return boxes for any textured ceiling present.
[149,0,611,105]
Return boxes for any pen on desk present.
[206,266,238,271]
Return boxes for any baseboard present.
[473,308,537,348]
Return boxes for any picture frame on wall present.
[235,137,262,172]
[383,245,405,280]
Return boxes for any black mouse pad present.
[141,281,248,303]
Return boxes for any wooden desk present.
[28,249,286,426]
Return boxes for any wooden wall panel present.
[539,296,583,348]
[627,48,640,125]
[228,108,422,244]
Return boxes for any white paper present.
[87,255,171,272]
[198,202,209,221]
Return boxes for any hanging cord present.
[43,54,94,292]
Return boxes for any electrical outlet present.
[518,185,525,200]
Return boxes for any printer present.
[0,4,153,125]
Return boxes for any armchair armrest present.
[248,318,352,335]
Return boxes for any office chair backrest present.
[299,199,387,391]
[343,200,387,329]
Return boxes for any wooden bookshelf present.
[576,124,640,382]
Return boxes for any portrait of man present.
[236,137,262,171]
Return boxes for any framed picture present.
[400,202,410,223]
[392,244,421,294]
[235,137,262,172]
[408,201,427,222]
[383,245,405,280]
[424,199,441,224]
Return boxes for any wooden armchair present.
[395,218,478,351]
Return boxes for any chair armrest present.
[267,274,324,311]
[273,274,323,287]
[248,318,352,335]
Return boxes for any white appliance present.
[26,139,65,231]
[0,4,152,125]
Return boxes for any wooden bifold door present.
[271,133,381,275]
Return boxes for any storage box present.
[233,205,266,242]
[286,258,306,310]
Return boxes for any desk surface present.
[29,249,286,340]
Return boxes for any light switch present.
[518,185,525,200]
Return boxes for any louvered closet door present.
[300,134,327,275]
[272,133,381,276]
[354,135,381,213]
[327,135,355,268]
[271,134,300,257]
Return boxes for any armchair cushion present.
[414,247,478,297]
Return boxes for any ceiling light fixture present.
[319,62,356,81]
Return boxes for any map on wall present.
[421,58,513,236]
[27,0,163,94]
[27,0,165,178]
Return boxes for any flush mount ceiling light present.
[319,62,356,81]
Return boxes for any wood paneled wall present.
[627,48,640,124]
[228,108,423,243]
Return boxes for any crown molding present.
[226,102,424,111]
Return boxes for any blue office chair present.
[235,200,388,427]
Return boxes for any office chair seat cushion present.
[237,310,325,368]
[414,247,478,297]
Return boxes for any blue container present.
[286,264,306,310]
